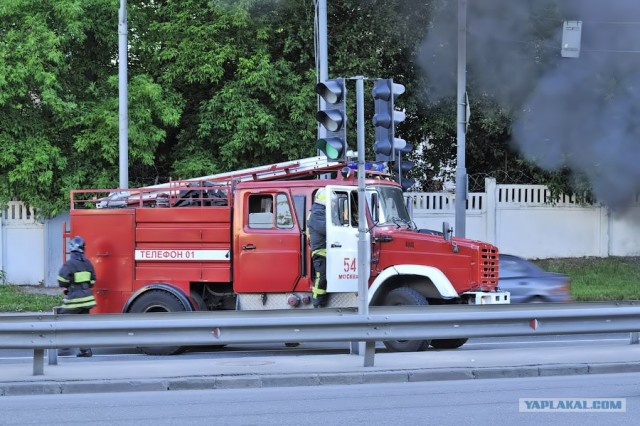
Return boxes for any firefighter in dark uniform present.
[57,235,97,357]
[307,188,328,307]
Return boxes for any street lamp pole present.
[455,0,468,237]
[118,0,129,189]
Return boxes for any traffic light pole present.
[316,0,329,142]
[356,77,367,317]
[355,76,375,367]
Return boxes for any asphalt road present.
[1,372,637,425]
[0,333,633,365]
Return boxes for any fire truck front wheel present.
[128,290,188,356]
[381,287,430,352]
[429,299,469,349]
[430,338,468,349]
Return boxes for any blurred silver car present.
[498,254,573,303]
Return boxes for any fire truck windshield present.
[367,185,413,228]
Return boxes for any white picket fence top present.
[1,201,39,225]
[496,184,583,206]
[408,183,591,214]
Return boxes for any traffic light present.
[394,143,416,191]
[315,78,347,161]
[372,78,406,162]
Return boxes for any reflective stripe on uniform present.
[313,270,327,297]
[63,300,96,309]
[63,295,96,304]
[57,275,70,283]
[62,295,96,309]
[73,271,92,283]
[312,248,326,256]
[312,287,327,297]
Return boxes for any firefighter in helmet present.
[307,188,329,307]
[57,235,97,357]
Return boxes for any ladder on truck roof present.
[145,155,342,189]
[91,156,344,208]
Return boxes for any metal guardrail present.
[1,302,640,375]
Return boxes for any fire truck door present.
[234,191,301,293]
[325,186,370,293]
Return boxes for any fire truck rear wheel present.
[128,290,188,356]
[381,287,430,352]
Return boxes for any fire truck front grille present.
[480,245,499,286]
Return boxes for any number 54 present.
[343,257,357,273]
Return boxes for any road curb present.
[588,362,640,374]
[537,364,589,376]
[472,366,539,379]
[2,362,640,396]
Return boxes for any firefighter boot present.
[312,295,328,308]
[77,349,92,357]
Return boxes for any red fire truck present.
[65,156,509,354]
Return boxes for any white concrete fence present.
[3,179,640,286]
[410,178,640,259]
[0,202,45,285]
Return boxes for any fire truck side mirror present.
[442,221,453,242]
[371,193,379,223]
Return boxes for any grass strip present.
[0,285,62,312]
[534,257,640,301]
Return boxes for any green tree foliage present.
[133,0,318,180]
[0,0,182,216]
[2,0,601,217]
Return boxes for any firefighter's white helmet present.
[69,236,85,253]
[314,188,327,205]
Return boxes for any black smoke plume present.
[419,0,640,209]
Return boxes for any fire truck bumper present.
[464,291,511,305]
